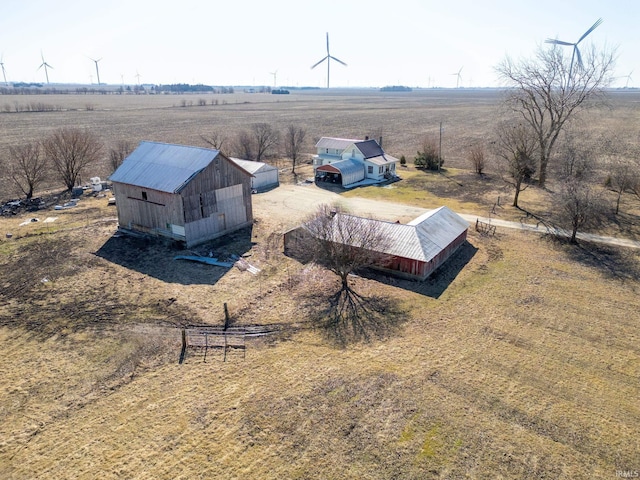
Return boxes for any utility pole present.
[438,121,443,173]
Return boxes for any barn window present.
[199,194,205,218]
[367,165,373,174]
[141,191,148,201]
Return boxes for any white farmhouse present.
[313,137,399,187]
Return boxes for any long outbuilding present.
[284,206,469,280]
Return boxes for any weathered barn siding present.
[110,142,253,246]
[113,183,185,239]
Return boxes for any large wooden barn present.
[109,141,253,247]
[284,206,468,281]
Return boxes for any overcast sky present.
[0,0,636,88]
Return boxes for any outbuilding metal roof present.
[329,206,468,262]
[230,157,277,175]
[109,141,222,193]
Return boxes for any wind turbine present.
[624,71,633,88]
[451,67,463,88]
[545,18,603,78]
[135,70,141,84]
[0,55,7,85]
[311,32,347,89]
[38,51,53,84]
[269,69,278,88]
[88,57,102,85]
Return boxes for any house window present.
[141,191,148,201]
[326,148,329,154]
[352,149,356,157]
[367,165,373,174]
[379,166,383,174]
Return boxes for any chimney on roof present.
[364,135,369,140]
[379,136,383,148]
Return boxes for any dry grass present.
[1,90,640,479]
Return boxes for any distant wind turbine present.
[269,70,278,88]
[624,71,633,88]
[311,32,347,89]
[135,70,141,85]
[88,57,102,85]
[38,51,53,84]
[545,18,603,78]
[0,55,7,85]
[451,67,463,88]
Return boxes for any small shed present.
[109,141,253,247]
[284,206,468,280]
[230,158,279,191]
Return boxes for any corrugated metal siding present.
[316,158,364,186]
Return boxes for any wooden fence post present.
[179,328,187,364]
[224,303,230,331]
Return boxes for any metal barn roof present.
[365,154,400,166]
[331,206,468,262]
[109,141,223,193]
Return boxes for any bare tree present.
[44,128,102,191]
[556,177,606,243]
[608,157,637,214]
[8,142,48,199]
[554,136,606,243]
[287,204,396,342]
[232,130,254,160]
[468,143,486,175]
[252,122,279,162]
[109,140,133,173]
[289,204,391,291]
[496,43,616,187]
[284,124,307,174]
[494,122,538,208]
[200,130,226,151]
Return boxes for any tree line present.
[3,128,128,201]
[200,122,308,174]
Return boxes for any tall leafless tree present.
[284,124,307,174]
[200,130,226,151]
[8,142,48,199]
[44,127,102,191]
[288,204,395,342]
[554,135,606,243]
[232,130,254,160]
[496,43,615,187]
[252,122,279,162]
[494,122,538,208]
[109,140,133,173]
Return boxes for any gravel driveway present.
[253,183,640,250]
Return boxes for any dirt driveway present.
[252,183,429,230]
[253,183,640,249]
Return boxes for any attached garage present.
[230,158,279,192]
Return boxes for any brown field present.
[1,89,640,479]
